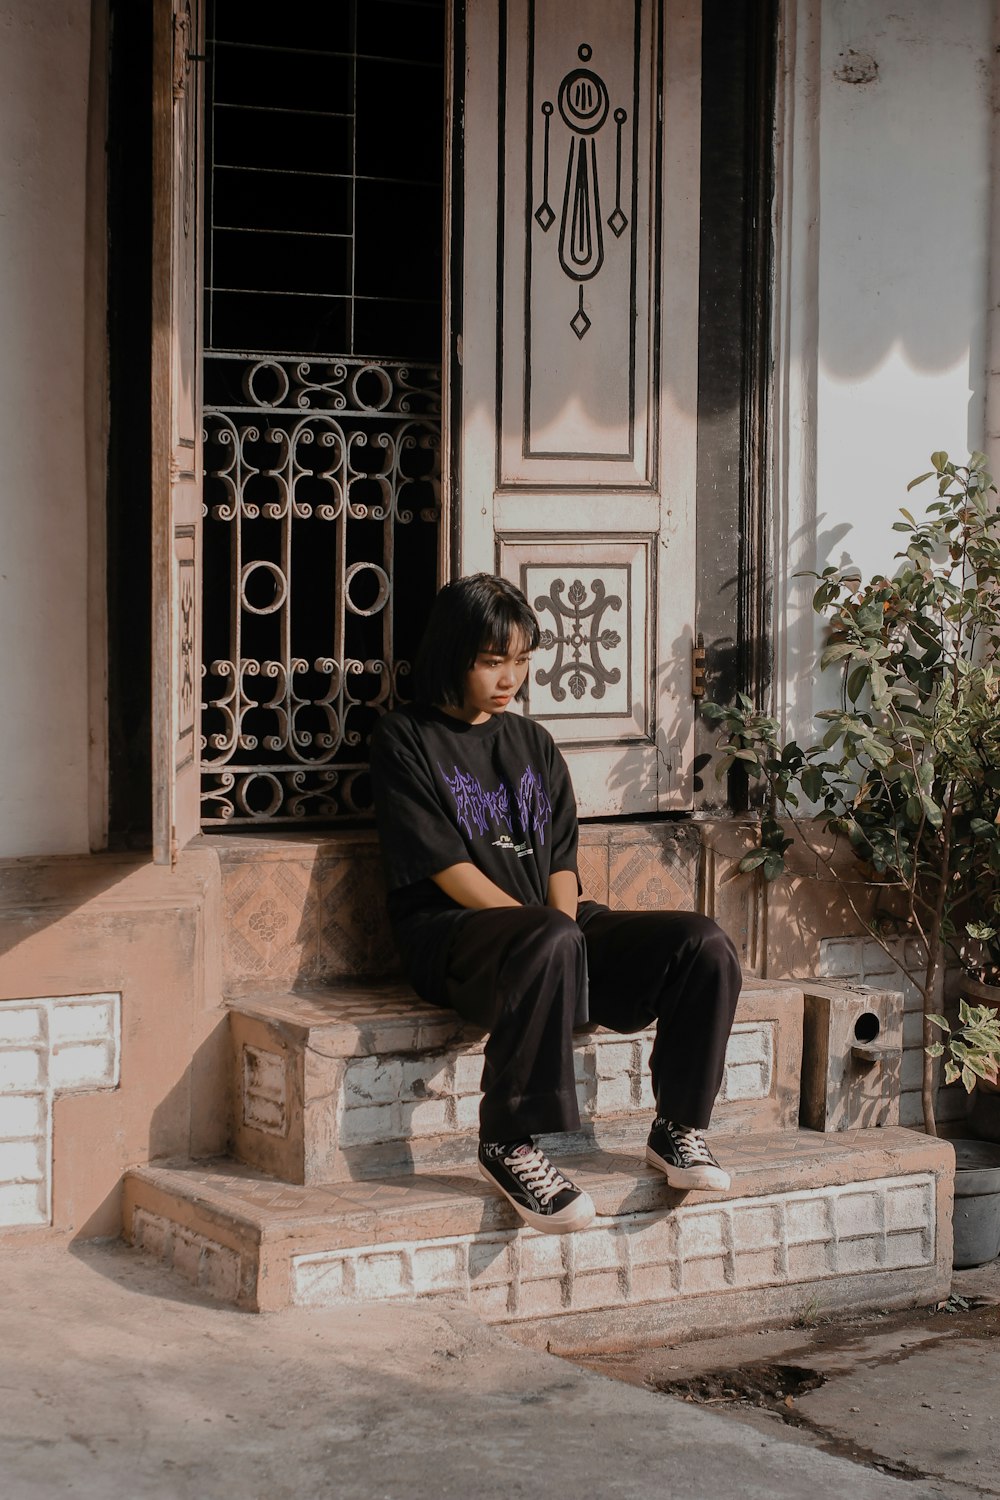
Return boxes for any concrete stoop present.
[123,1127,953,1334]
[227,976,804,1183]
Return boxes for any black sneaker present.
[478,1139,596,1234]
[646,1118,731,1191]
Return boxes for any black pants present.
[440,903,742,1141]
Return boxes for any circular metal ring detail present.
[239,772,283,819]
[350,364,394,412]
[240,560,288,616]
[243,359,291,408]
[557,67,609,135]
[344,561,391,618]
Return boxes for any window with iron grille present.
[200,0,444,826]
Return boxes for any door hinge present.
[691,633,706,700]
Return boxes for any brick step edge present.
[123,1128,955,1320]
[231,978,805,1183]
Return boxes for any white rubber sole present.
[478,1162,597,1234]
[645,1144,731,1192]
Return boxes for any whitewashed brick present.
[468,1236,515,1285]
[454,1092,481,1130]
[344,1058,403,1106]
[49,999,117,1044]
[412,1242,466,1293]
[400,1098,452,1135]
[284,1173,938,1320]
[199,1241,242,1302]
[819,939,864,977]
[732,1203,781,1252]
[401,1056,452,1099]
[470,1282,512,1317]
[339,1103,394,1144]
[132,1208,172,1261]
[835,1190,883,1238]
[452,1052,483,1095]
[354,1250,409,1299]
[520,1232,565,1280]
[0,1049,44,1093]
[725,1025,769,1066]
[0,1179,47,1227]
[242,1045,286,1135]
[594,1041,634,1078]
[0,1007,43,1045]
[734,1248,782,1284]
[833,1235,882,1274]
[885,1181,932,1232]
[678,1209,727,1260]
[722,1061,768,1102]
[515,1277,566,1317]
[624,1214,676,1268]
[787,1242,833,1280]
[593,1075,633,1113]
[681,1256,730,1294]
[0,1138,44,1182]
[0,1093,46,1139]
[786,1196,831,1243]
[573,1227,623,1273]
[293,1253,347,1304]
[51,1040,116,1092]
[885,1230,930,1269]
[571,1270,626,1309]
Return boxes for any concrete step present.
[228,977,804,1184]
[123,1126,953,1336]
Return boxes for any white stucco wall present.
[0,2,98,856]
[774,0,994,740]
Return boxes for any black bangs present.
[411,574,541,708]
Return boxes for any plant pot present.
[952,1139,1000,1269]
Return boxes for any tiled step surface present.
[123,1126,953,1332]
[228,977,804,1184]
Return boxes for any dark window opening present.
[200,0,445,827]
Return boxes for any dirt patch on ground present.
[649,1362,826,1420]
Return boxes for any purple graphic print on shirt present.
[441,763,552,846]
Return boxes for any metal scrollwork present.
[533,577,622,702]
[534,43,630,339]
[200,354,440,825]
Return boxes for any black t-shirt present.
[369,704,581,998]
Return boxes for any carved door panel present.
[455,0,700,814]
[151,0,203,862]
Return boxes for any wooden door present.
[151,0,203,862]
[453,0,701,815]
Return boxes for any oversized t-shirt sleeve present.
[369,715,469,891]
[545,734,580,877]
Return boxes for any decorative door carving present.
[152,0,204,861]
[455,0,701,814]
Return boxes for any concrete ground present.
[0,1242,997,1499]
[564,1262,1000,1498]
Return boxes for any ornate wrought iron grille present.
[201,1,443,826]
[201,355,440,824]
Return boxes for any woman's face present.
[459,632,532,722]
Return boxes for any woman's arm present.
[431,862,522,910]
[546,869,578,920]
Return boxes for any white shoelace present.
[665,1122,716,1166]
[505,1146,573,1206]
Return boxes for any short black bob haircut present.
[411,573,541,709]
